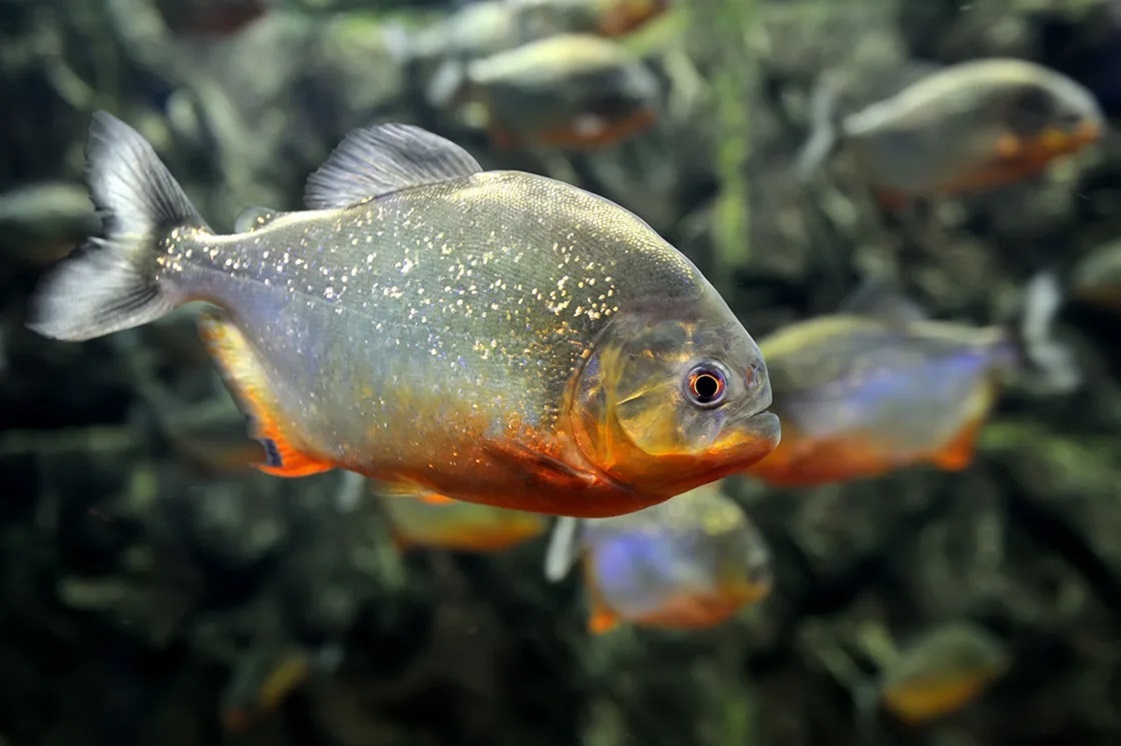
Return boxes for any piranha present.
[402,0,670,67]
[744,274,1078,487]
[221,643,342,732]
[863,622,1009,726]
[377,487,550,553]
[544,481,773,633]
[427,33,661,151]
[798,58,1105,205]
[27,112,778,518]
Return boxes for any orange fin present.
[588,600,620,634]
[197,312,333,478]
[932,419,982,471]
[418,492,457,505]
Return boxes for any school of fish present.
[16,3,1121,733]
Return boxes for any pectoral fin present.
[197,311,333,478]
[482,440,632,494]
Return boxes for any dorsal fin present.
[234,205,280,233]
[304,123,483,210]
[838,278,927,324]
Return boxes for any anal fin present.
[588,598,620,634]
[197,311,333,478]
[932,419,982,471]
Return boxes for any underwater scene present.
[3,0,1121,744]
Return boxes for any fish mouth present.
[728,410,781,468]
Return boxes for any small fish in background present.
[27,112,779,518]
[397,0,671,67]
[377,486,550,552]
[154,0,274,38]
[797,58,1105,207]
[0,182,98,270]
[427,33,662,151]
[1070,237,1121,313]
[857,622,1010,727]
[221,643,343,732]
[544,481,773,633]
[744,273,1080,487]
[519,0,671,39]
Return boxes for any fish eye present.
[685,364,727,408]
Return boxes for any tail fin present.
[1010,271,1082,394]
[26,110,210,342]
[425,58,470,111]
[795,75,843,182]
[853,679,883,746]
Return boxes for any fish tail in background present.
[544,516,582,582]
[26,111,211,342]
[425,58,470,110]
[381,21,418,67]
[795,75,843,182]
[853,678,882,746]
[1008,271,1082,394]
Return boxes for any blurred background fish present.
[862,621,1010,727]
[377,486,550,552]
[427,33,661,150]
[0,182,98,271]
[545,481,773,633]
[798,58,1105,207]
[744,273,1079,486]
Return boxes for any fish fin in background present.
[304,123,483,210]
[931,409,988,471]
[853,677,884,746]
[544,516,583,582]
[197,310,334,478]
[233,205,281,233]
[425,58,470,110]
[380,21,418,67]
[1010,270,1082,394]
[26,111,210,342]
[588,597,620,634]
[837,278,928,324]
[795,74,845,182]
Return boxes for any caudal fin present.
[26,111,210,342]
[1013,271,1082,394]
[795,76,842,182]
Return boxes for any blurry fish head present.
[995,73,1105,163]
[569,294,780,497]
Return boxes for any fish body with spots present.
[27,112,778,518]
